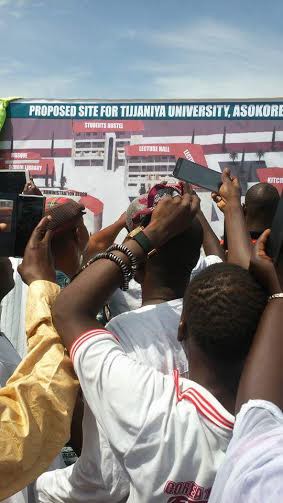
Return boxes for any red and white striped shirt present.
[69,328,234,503]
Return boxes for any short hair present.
[149,218,203,281]
[184,263,267,363]
[245,183,279,226]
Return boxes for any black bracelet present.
[107,244,138,271]
[72,252,133,290]
[107,253,132,290]
[81,252,109,271]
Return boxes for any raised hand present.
[22,177,43,196]
[18,216,55,285]
[211,168,241,213]
[249,228,281,295]
[145,190,200,248]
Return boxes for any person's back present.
[107,298,186,374]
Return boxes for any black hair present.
[183,263,267,390]
[245,183,279,228]
[148,218,203,286]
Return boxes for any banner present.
[1,98,283,237]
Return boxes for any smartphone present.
[0,193,45,257]
[266,194,283,263]
[0,170,29,194]
[173,158,222,192]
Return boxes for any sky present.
[0,0,283,100]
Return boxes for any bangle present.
[107,244,138,271]
[81,252,109,271]
[107,253,132,290]
[268,293,283,302]
[80,252,133,291]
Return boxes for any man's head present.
[0,257,14,302]
[126,183,203,298]
[244,183,279,232]
[45,198,89,278]
[179,263,267,394]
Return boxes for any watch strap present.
[132,230,157,257]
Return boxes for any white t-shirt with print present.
[35,299,186,502]
[71,329,234,503]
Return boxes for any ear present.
[75,223,89,252]
[242,203,247,215]
[178,318,187,342]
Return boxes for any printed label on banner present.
[6,101,283,120]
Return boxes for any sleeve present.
[72,329,171,457]
[0,280,79,500]
[208,400,283,503]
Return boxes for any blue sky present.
[0,0,282,99]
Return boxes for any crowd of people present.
[0,169,282,503]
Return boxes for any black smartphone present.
[173,158,222,192]
[0,193,45,257]
[266,193,283,263]
[0,194,17,256]
[0,170,29,194]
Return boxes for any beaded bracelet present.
[107,243,138,271]
[80,252,132,291]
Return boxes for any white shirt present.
[209,400,283,503]
[70,330,234,503]
[0,258,28,357]
[106,298,187,374]
[35,299,185,502]
[109,255,222,317]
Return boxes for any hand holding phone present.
[211,168,241,213]
[0,193,45,257]
[173,158,222,192]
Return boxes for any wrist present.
[267,274,282,295]
[223,198,241,213]
[143,222,169,248]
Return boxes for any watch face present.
[128,226,144,238]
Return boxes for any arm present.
[0,217,78,499]
[197,210,225,260]
[0,280,78,499]
[212,168,251,269]
[53,193,200,352]
[236,229,283,413]
[83,212,127,261]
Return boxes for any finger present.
[180,192,192,208]
[221,168,231,183]
[190,194,200,215]
[256,228,271,249]
[29,216,52,246]
[0,223,7,232]
[182,182,191,195]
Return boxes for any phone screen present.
[0,170,28,194]
[173,158,222,192]
[0,194,17,256]
[266,194,283,263]
[14,195,45,257]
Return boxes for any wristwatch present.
[127,226,157,257]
